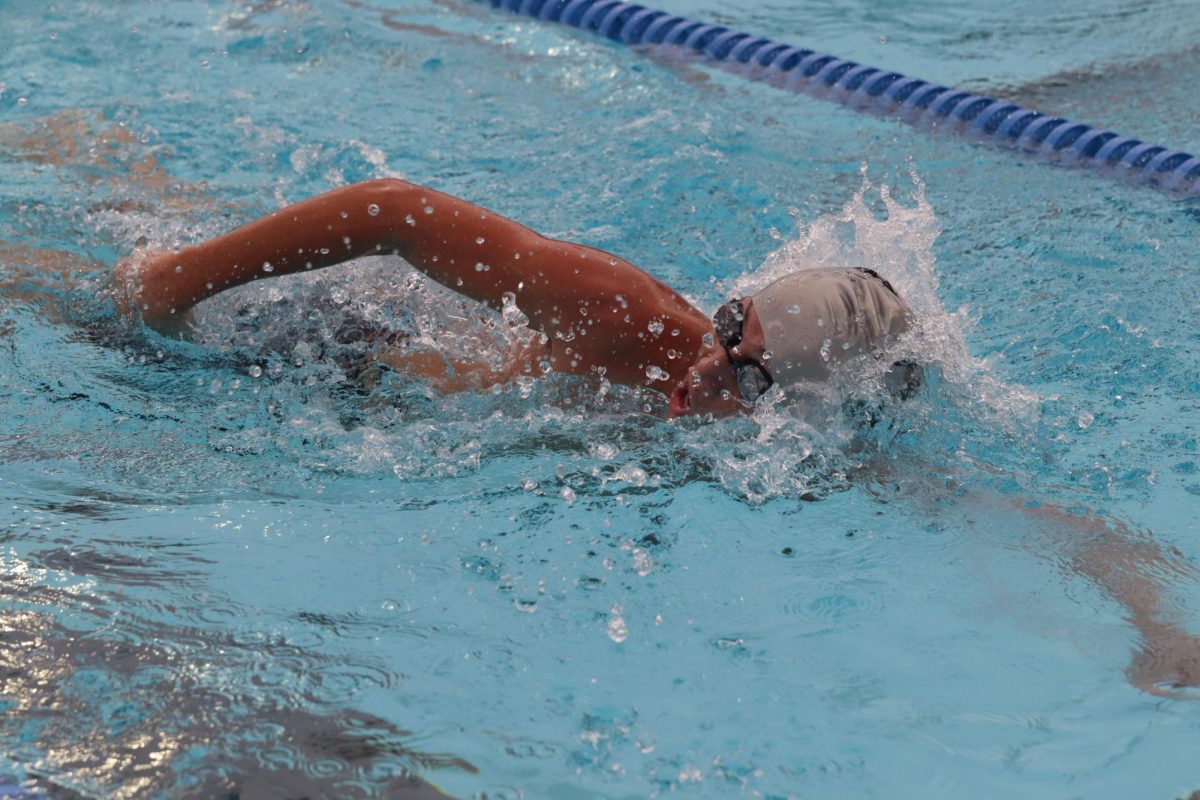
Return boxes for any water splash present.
[731,167,1040,435]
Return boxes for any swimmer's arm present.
[120,178,685,341]
[1014,501,1200,695]
[376,336,548,394]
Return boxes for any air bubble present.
[404,214,416,226]
[787,304,801,314]
[367,203,380,216]
[262,261,274,273]
[475,236,485,245]
[647,320,665,336]
[248,365,263,378]
[174,264,183,273]
[561,486,577,504]
[702,332,715,348]
[423,206,434,214]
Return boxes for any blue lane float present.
[474,0,1200,197]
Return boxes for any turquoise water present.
[2,1,1200,797]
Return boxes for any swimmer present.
[115,178,918,415]
[90,175,1200,695]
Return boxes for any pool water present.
[2,1,1200,797]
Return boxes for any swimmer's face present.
[669,300,769,418]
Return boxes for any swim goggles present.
[712,299,774,403]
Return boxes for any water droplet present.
[474,262,489,272]
[609,258,617,265]
[456,277,463,286]
[367,203,380,216]
[645,365,669,381]
[787,304,801,315]
[819,338,832,361]
[561,486,577,504]
[475,236,485,245]
[205,282,213,289]
[381,600,397,611]
[404,214,416,226]
[816,316,825,327]
[514,598,538,613]
[262,261,274,273]
[633,548,652,576]
[607,605,628,643]
[702,332,714,348]
[339,211,348,219]
[647,320,665,336]
[174,264,183,273]
[247,365,263,378]
[1077,411,1095,429]
[423,206,434,214]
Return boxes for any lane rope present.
[475,0,1200,197]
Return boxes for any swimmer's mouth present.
[669,381,690,417]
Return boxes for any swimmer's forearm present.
[129,180,428,328]
[128,179,551,331]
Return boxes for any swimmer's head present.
[669,268,921,418]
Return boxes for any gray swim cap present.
[751,268,914,388]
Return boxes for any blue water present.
[3,1,1200,798]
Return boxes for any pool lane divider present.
[474,0,1200,198]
